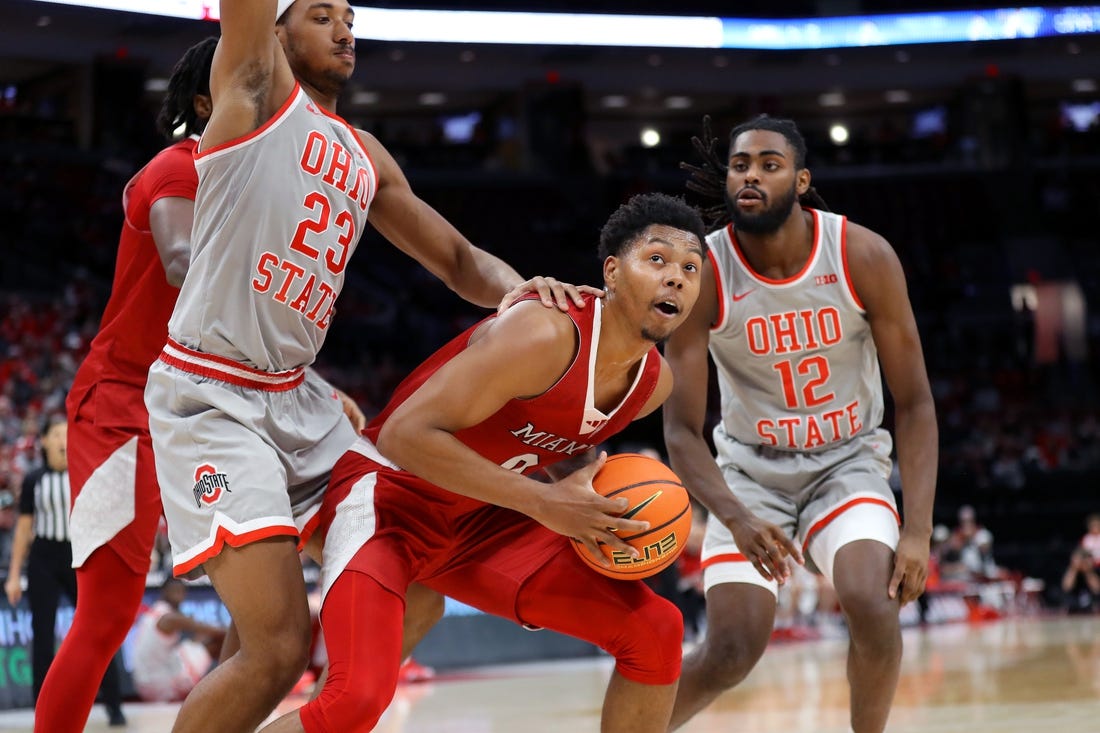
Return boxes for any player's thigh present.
[700,463,796,599]
[204,537,311,656]
[69,423,162,574]
[149,384,292,575]
[703,581,777,648]
[423,514,563,623]
[802,472,899,588]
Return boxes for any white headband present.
[276,0,295,20]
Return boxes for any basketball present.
[571,453,693,580]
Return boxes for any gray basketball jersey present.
[707,208,883,453]
[169,84,378,371]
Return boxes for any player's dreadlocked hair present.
[155,37,218,141]
[681,114,830,231]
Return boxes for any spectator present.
[1080,513,1100,567]
[1060,547,1100,614]
[949,505,1000,580]
[131,578,227,703]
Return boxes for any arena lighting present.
[29,1,1100,49]
[640,128,661,148]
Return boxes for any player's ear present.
[193,94,212,121]
[603,256,619,292]
[796,168,811,196]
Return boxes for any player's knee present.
[240,623,311,692]
[838,581,898,625]
[839,589,901,653]
[70,603,133,651]
[696,626,768,687]
[271,628,313,680]
[301,684,390,733]
[606,594,683,684]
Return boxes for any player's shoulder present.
[705,223,730,247]
[145,138,199,173]
[352,127,386,158]
[841,217,897,268]
[494,297,577,344]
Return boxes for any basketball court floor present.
[2,615,1097,732]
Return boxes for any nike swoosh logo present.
[621,491,662,520]
[732,289,756,301]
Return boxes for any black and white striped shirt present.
[19,467,71,542]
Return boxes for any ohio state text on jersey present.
[169,85,377,372]
[706,209,883,452]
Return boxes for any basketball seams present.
[604,479,686,498]
[618,505,691,543]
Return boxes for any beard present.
[725,183,798,235]
[640,324,672,344]
[284,37,353,98]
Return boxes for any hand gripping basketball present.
[571,453,693,580]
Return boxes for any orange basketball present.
[570,453,693,580]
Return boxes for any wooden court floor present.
[3,615,1098,732]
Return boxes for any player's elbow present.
[165,261,188,287]
[375,415,419,467]
[662,414,703,449]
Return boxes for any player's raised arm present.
[203,0,295,150]
[356,128,525,307]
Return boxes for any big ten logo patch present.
[609,531,679,567]
[193,464,231,509]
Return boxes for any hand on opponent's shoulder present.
[473,300,578,397]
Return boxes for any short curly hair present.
[597,193,706,261]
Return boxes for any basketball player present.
[662,115,937,733]
[145,2,594,732]
[259,193,706,733]
[31,39,218,733]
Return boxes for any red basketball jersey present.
[362,293,662,503]
[69,138,198,417]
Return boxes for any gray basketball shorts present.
[702,426,900,594]
[145,353,356,578]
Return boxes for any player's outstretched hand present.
[889,529,930,605]
[537,452,646,567]
[728,514,803,585]
[497,277,605,315]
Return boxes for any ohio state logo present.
[192,464,231,509]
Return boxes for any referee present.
[5,413,125,726]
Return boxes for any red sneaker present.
[398,657,436,684]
